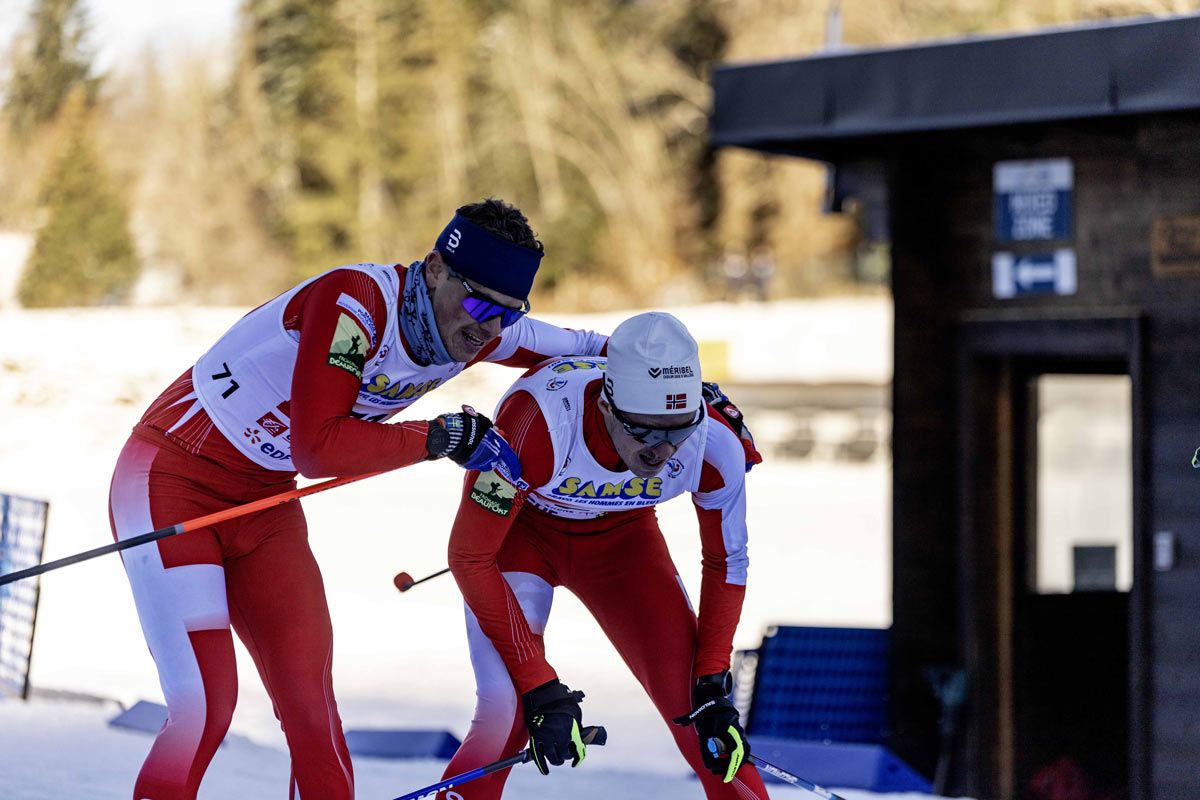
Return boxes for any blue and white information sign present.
[992,250,1077,298]
[994,158,1073,241]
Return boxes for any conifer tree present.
[239,0,356,276]
[18,93,140,307]
[4,0,98,136]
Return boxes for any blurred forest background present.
[1,0,1197,309]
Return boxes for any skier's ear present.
[425,251,447,288]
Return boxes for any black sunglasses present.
[450,270,530,328]
[603,383,703,447]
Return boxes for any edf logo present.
[447,228,462,251]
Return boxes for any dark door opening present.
[1011,372,1131,799]
[956,318,1147,800]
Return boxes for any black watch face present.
[428,426,451,454]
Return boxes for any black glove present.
[522,679,587,775]
[426,405,522,479]
[672,672,748,783]
[702,382,762,472]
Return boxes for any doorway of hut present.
[957,320,1147,800]
[1012,370,1131,800]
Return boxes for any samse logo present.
[364,376,442,402]
[550,359,605,374]
[552,476,662,500]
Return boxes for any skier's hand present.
[522,679,587,775]
[702,382,762,472]
[426,405,522,481]
[673,672,748,783]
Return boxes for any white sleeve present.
[484,316,607,365]
[693,422,750,586]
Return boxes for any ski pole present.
[393,725,607,800]
[393,567,450,592]
[0,471,387,587]
[707,738,847,800]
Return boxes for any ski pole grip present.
[707,736,726,757]
[581,725,607,746]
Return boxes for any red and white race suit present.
[439,358,769,799]
[108,263,605,800]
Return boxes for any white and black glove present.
[426,405,522,480]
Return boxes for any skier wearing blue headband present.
[106,198,612,800]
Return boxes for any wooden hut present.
[711,15,1200,799]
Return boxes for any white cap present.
[605,312,702,415]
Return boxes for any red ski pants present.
[439,508,769,799]
[108,435,354,800]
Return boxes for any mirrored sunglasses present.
[606,390,703,448]
[452,271,530,328]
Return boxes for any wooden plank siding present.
[887,111,1200,798]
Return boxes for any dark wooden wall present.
[885,111,1200,798]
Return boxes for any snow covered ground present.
[0,698,970,800]
[0,299,919,797]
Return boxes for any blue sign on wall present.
[992,250,1077,298]
[994,158,1073,241]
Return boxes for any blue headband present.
[434,214,543,301]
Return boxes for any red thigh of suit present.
[439,507,768,799]
[109,435,353,800]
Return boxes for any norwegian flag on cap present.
[665,393,688,410]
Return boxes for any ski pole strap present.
[705,738,846,800]
[393,725,607,800]
[0,471,386,588]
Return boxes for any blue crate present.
[748,737,932,793]
[746,626,889,744]
[344,729,462,760]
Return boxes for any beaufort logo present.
[470,469,518,516]
[328,313,368,379]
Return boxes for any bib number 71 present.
[210,362,240,399]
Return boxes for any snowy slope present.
[0,699,970,800]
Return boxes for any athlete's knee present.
[472,674,519,727]
[273,696,346,748]
[163,686,235,742]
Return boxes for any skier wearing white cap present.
[107,198,608,800]
[440,311,769,799]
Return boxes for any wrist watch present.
[697,671,734,696]
[426,423,452,457]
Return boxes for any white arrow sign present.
[992,249,1077,298]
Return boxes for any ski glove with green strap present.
[522,679,587,774]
